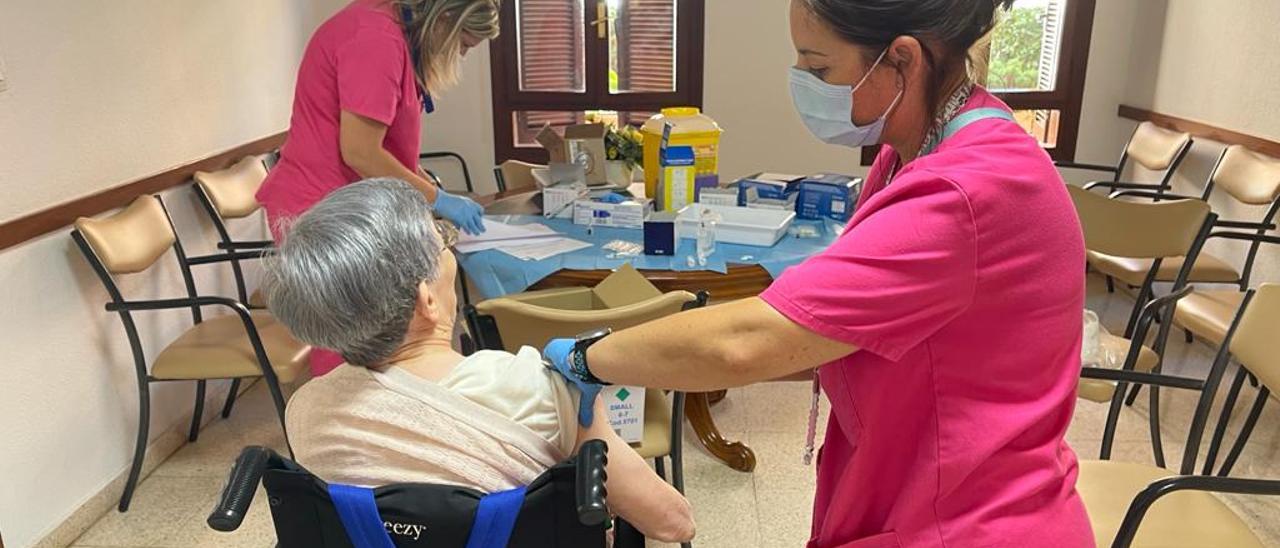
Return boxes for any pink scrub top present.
[760,88,1093,548]
[257,0,423,236]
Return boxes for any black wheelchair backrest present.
[210,441,611,548]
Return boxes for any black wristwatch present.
[571,328,613,386]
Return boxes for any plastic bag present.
[1081,309,1125,369]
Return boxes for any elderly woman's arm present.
[575,398,694,543]
[586,297,857,391]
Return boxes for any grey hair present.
[262,178,444,367]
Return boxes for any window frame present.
[489,0,706,164]
[862,0,1096,164]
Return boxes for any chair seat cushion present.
[152,311,310,383]
[248,287,267,309]
[1174,290,1246,346]
[1078,333,1159,403]
[1087,251,1240,287]
[633,389,672,459]
[1077,460,1264,548]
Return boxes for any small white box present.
[602,385,647,443]
[698,187,740,207]
[677,203,796,247]
[542,183,586,218]
[573,198,653,229]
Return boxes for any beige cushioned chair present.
[1090,145,1280,296]
[193,155,274,308]
[72,195,308,512]
[1168,146,1280,349]
[1070,185,1215,404]
[463,265,704,534]
[1076,285,1280,548]
[493,159,544,193]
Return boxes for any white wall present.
[0,1,342,546]
[1116,0,1280,286]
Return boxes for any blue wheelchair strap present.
[464,486,528,548]
[328,483,396,548]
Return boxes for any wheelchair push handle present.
[209,446,274,532]
[575,439,610,526]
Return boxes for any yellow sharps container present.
[641,107,723,198]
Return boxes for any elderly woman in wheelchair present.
[256,178,694,543]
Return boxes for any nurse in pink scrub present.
[545,0,1094,546]
[258,0,497,375]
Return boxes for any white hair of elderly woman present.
[262,178,444,366]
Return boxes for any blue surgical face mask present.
[789,49,903,148]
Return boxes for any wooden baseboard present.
[0,132,286,253]
[1118,105,1280,158]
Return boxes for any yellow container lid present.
[642,107,722,135]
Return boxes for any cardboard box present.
[573,198,653,229]
[797,173,862,221]
[697,185,739,207]
[657,145,697,211]
[602,385,647,443]
[565,124,610,185]
[735,172,803,204]
[536,124,610,186]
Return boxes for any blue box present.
[796,173,862,221]
[643,211,681,256]
[735,173,803,206]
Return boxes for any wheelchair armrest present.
[208,446,277,532]
[575,440,610,526]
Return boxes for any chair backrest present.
[193,155,268,219]
[1126,122,1193,172]
[1068,184,1212,258]
[1229,284,1280,392]
[474,290,696,353]
[74,196,177,275]
[1212,145,1280,206]
[496,160,544,193]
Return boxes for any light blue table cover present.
[457,215,843,300]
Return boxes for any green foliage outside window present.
[987,6,1048,91]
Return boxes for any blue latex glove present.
[597,192,629,204]
[543,338,604,427]
[432,190,486,235]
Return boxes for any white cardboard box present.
[602,385,647,443]
[573,198,652,229]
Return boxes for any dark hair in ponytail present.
[799,0,1014,109]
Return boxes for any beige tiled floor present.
[71,275,1280,547]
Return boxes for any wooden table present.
[475,188,762,472]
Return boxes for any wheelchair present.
[208,439,647,547]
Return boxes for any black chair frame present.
[420,151,475,194]
[1083,289,1280,547]
[1085,210,1216,468]
[208,441,640,548]
[191,158,275,309]
[72,196,290,512]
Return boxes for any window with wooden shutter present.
[866,0,1094,163]
[491,0,705,163]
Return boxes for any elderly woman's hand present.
[543,338,604,427]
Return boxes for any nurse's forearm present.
[344,148,440,202]
[585,297,857,391]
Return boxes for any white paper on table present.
[497,238,593,261]
[454,219,560,254]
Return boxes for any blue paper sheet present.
[457,215,842,299]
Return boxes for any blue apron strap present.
[940,107,1016,141]
[328,484,397,548]
[464,486,528,548]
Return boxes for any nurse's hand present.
[432,190,486,235]
[544,338,604,427]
